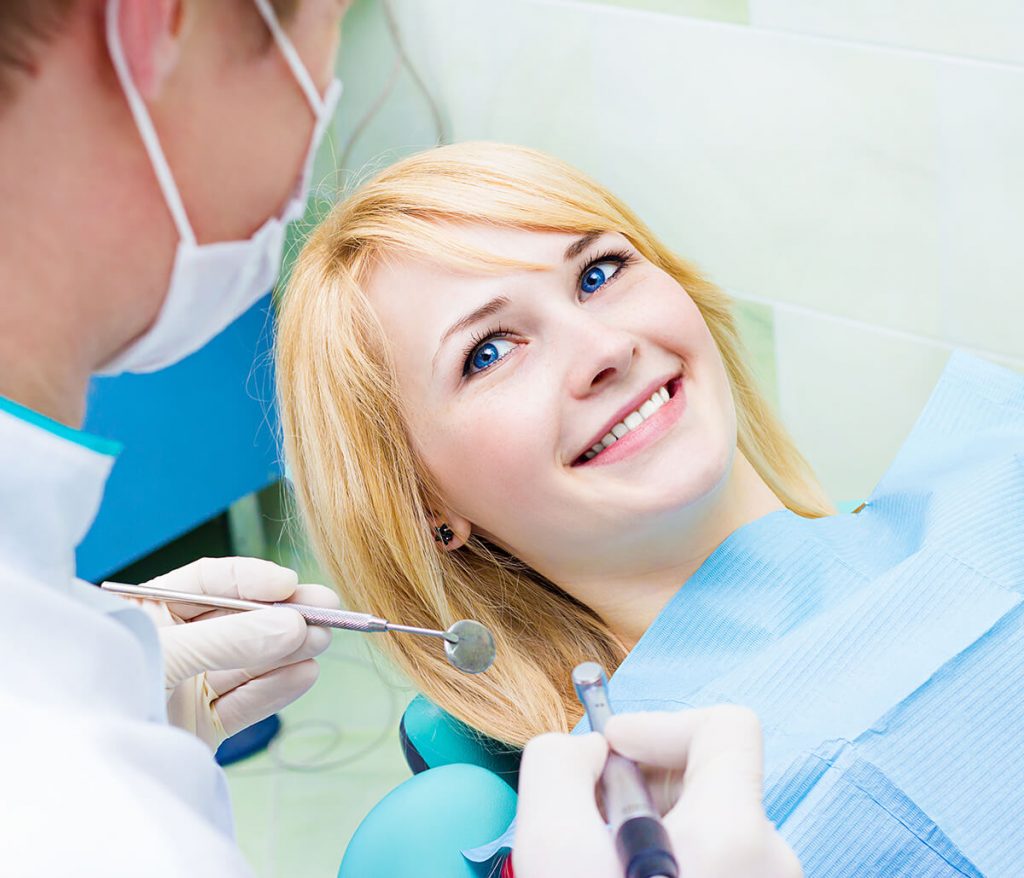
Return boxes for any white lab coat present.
[0,404,253,876]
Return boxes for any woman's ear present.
[119,0,185,99]
[428,511,471,552]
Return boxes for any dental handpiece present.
[100,581,496,674]
[572,662,678,878]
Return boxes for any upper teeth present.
[582,385,671,461]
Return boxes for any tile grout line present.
[747,0,1024,72]
[523,0,1024,74]
[728,288,1024,370]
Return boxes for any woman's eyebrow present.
[564,232,603,261]
[431,234,604,372]
[433,295,511,369]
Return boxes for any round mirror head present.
[444,619,496,674]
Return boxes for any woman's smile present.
[572,375,686,468]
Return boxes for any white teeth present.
[578,381,675,463]
[623,412,644,430]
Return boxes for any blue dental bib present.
[606,351,1024,876]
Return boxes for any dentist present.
[0,0,351,873]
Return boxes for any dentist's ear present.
[428,513,471,552]
[118,0,184,99]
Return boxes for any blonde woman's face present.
[365,224,737,583]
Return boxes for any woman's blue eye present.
[580,260,622,296]
[467,337,515,375]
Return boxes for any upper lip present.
[571,373,678,464]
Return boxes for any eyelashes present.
[582,248,635,282]
[461,324,516,376]
[460,245,636,378]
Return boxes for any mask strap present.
[252,0,329,117]
[105,0,196,247]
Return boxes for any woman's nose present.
[564,318,637,399]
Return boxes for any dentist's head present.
[0,0,351,423]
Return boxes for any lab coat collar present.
[0,397,121,586]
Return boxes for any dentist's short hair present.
[0,0,300,106]
[0,0,72,104]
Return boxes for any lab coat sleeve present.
[0,692,255,877]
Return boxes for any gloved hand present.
[111,556,340,750]
[513,706,802,878]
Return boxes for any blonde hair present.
[276,142,832,747]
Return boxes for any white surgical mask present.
[99,0,342,375]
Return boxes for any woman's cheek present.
[464,424,537,498]
[424,406,536,518]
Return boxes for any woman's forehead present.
[370,223,619,276]
[362,243,509,335]
[430,224,587,258]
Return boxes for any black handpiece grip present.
[616,815,679,878]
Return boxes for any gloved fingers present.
[284,582,342,609]
[188,616,332,688]
[204,668,253,699]
[607,707,796,877]
[185,583,342,620]
[638,763,686,817]
[204,617,334,697]
[280,583,343,630]
[113,594,177,627]
[514,732,619,877]
[674,705,765,813]
[165,673,226,751]
[272,582,339,657]
[518,731,608,815]
[605,706,764,797]
[141,557,300,621]
[173,584,338,694]
[178,583,341,631]
[159,607,307,689]
[213,659,320,738]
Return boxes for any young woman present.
[276,142,1024,875]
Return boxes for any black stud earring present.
[433,523,454,546]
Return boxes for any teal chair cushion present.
[337,763,517,878]
[336,697,520,877]
[400,694,521,789]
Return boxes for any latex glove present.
[114,556,340,750]
[513,706,802,878]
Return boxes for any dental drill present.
[573,662,678,878]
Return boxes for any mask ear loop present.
[252,0,342,222]
[105,0,196,247]
[252,0,329,117]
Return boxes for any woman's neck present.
[567,451,785,650]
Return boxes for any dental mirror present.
[443,619,496,674]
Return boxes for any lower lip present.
[575,378,686,468]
